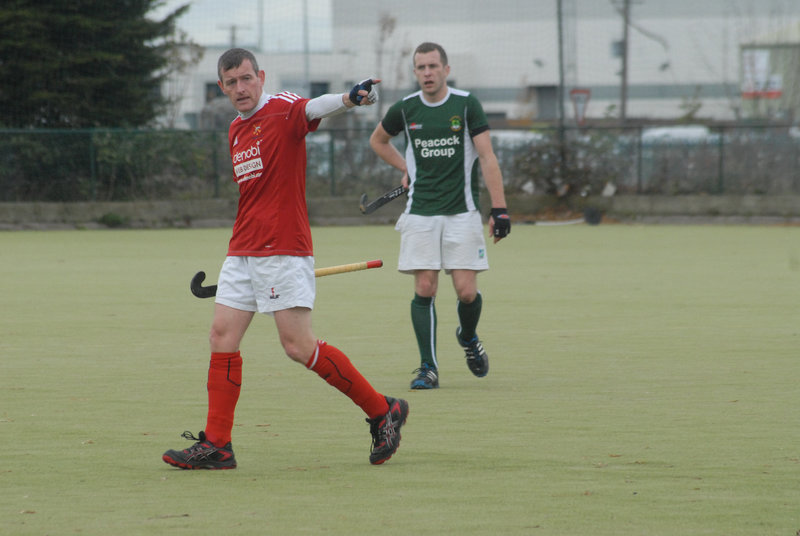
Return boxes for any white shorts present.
[215,255,315,314]
[395,211,489,274]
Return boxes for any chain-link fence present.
[1,124,798,202]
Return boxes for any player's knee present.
[280,338,315,364]
[282,346,305,363]
[415,279,437,297]
[208,326,228,351]
[456,289,478,303]
[208,322,241,352]
[414,270,438,297]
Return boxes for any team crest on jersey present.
[252,124,262,137]
[449,116,463,132]
[409,122,423,130]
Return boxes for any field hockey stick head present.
[190,271,217,298]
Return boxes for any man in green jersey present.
[370,42,511,390]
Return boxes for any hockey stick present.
[359,185,407,215]
[190,259,383,298]
[314,259,383,277]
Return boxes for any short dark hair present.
[413,42,448,67]
[217,48,260,81]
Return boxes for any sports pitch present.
[2,223,799,535]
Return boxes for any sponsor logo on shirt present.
[409,122,423,130]
[413,135,460,158]
[233,142,263,183]
[233,142,261,164]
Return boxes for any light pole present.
[556,0,567,179]
[302,0,311,97]
[620,0,630,125]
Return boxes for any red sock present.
[307,341,389,420]
[204,351,242,447]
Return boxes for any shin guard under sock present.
[307,341,389,420]
[411,294,437,368]
[205,351,242,447]
[457,292,483,341]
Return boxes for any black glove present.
[491,208,511,239]
[349,78,377,105]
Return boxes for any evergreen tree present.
[0,1,193,128]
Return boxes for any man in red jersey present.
[163,48,408,469]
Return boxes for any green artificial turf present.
[1,223,798,535]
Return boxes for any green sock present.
[457,292,483,341]
[411,294,437,368]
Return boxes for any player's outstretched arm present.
[306,78,381,120]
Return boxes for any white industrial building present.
[159,0,800,129]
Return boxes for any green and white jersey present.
[381,87,490,216]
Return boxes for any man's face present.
[218,59,265,114]
[413,50,450,101]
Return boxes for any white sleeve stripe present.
[276,91,301,104]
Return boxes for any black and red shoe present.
[367,396,409,465]
[162,431,237,470]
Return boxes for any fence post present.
[89,130,97,201]
[212,131,220,198]
[716,127,724,194]
[636,126,643,194]
[328,132,336,196]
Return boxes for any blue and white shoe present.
[410,363,439,389]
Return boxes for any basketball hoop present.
[569,88,591,125]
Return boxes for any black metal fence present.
[1,125,798,202]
